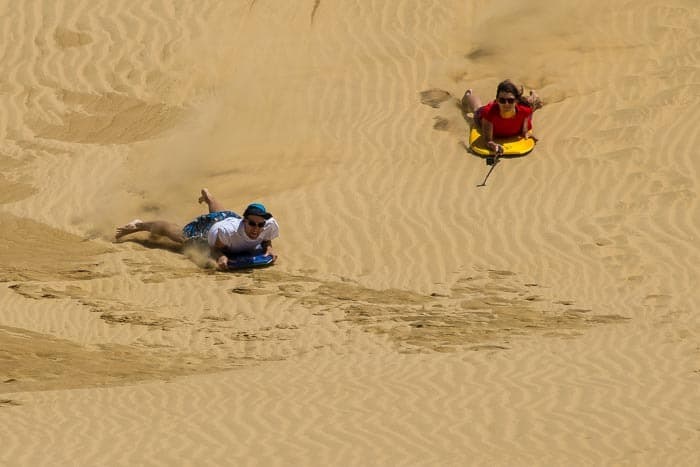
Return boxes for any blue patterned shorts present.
[182,210,240,242]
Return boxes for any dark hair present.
[496,79,530,107]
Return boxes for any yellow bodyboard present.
[468,127,536,156]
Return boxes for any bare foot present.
[198,188,211,205]
[115,219,143,240]
[526,90,543,110]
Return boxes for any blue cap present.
[243,203,272,219]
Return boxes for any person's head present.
[242,203,272,239]
[495,79,523,111]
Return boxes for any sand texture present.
[1,0,699,465]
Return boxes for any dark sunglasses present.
[245,219,266,228]
[498,97,515,104]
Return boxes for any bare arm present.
[210,236,229,270]
[523,115,538,141]
[482,120,494,144]
[483,120,501,153]
[261,240,276,258]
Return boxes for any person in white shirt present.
[206,202,279,269]
[116,189,279,270]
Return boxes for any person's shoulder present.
[265,217,280,238]
[483,101,497,113]
[221,216,241,224]
[480,101,498,120]
[216,216,242,230]
[517,103,533,115]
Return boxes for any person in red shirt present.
[462,80,541,154]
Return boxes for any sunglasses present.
[498,97,516,104]
[245,219,266,228]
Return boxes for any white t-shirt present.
[207,217,279,253]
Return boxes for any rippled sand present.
[1,1,699,465]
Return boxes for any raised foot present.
[198,188,212,205]
[526,90,543,110]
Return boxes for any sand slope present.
[1,0,699,465]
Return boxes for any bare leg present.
[461,88,485,131]
[461,89,483,114]
[198,188,225,213]
[116,219,185,243]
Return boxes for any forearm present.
[210,246,224,259]
[483,121,501,153]
[210,246,229,270]
[482,120,494,143]
[261,240,274,256]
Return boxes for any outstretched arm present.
[209,234,229,270]
[261,240,276,259]
[209,245,229,270]
[483,120,502,153]
[522,116,538,141]
[521,118,530,139]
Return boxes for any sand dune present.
[1,0,699,465]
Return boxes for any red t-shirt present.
[480,101,533,138]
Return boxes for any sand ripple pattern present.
[1,1,700,466]
[2,342,699,466]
